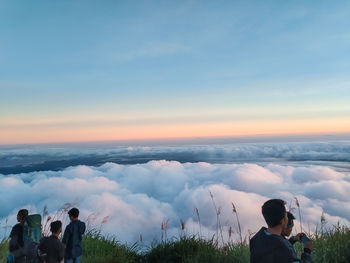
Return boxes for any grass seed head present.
[232,203,237,213]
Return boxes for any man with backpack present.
[9,209,29,263]
[8,209,43,263]
[39,221,65,263]
[62,208,86,263]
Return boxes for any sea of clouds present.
[1,141,350,245]
[2,140,350,173]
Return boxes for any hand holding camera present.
[300,233,311,244]
[300,233,313,252]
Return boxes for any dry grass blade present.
[295,197,303,233]
[232,202,243,245]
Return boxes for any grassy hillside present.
[143,236,249,263]
[0,225,350,262]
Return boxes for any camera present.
[300,234,311,244]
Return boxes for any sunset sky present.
[1,1,350,144]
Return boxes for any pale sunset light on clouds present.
[1,1,350,143]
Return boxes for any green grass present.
[0,239,9,263]
[223,243,250,263]
[82,231,141,263]
[1,225,350,263]
[144,236,244,263]
[312,224,350,263]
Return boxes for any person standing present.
[62,208,86,263]
[281,212,313,263]
[250,199,297,263]
[39,220,65,263]
[9,209,28,263]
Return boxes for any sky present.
[1,0,350,144]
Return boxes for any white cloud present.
[1,159,350,245]
[304,180,350,202]
[291,166,344,184]
[2,141,350,171]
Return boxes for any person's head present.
[50,220,62,235]
[17,209,28,223]
[282,212,296,237]
[68,208,79,221]
[262,199,287,228]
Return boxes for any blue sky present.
[1,0,350,143]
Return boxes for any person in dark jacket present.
[250,199,313,263]
[281,212,313,263]
[62,208,86,263]
[9,209,28,263]
[39,220,65,263]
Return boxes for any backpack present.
[6,254,15,263]
[23,214,42,263]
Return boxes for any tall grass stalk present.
[232,203,243,245]
[209,191,224,246]
[195,207,202,238]
[295,197,303,233]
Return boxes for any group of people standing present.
[9,199,313,263]
[9,208,86,263]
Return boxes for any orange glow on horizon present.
[1,117,350,144]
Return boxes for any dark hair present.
[68,208,79,218]
[287,211,296,227]
[17,209,28,220]
[50,221,62,233]
[262,199,286,227]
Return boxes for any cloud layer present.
[1,140,350,174]
[1,159,350,244]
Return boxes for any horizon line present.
[2,132,350,147]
